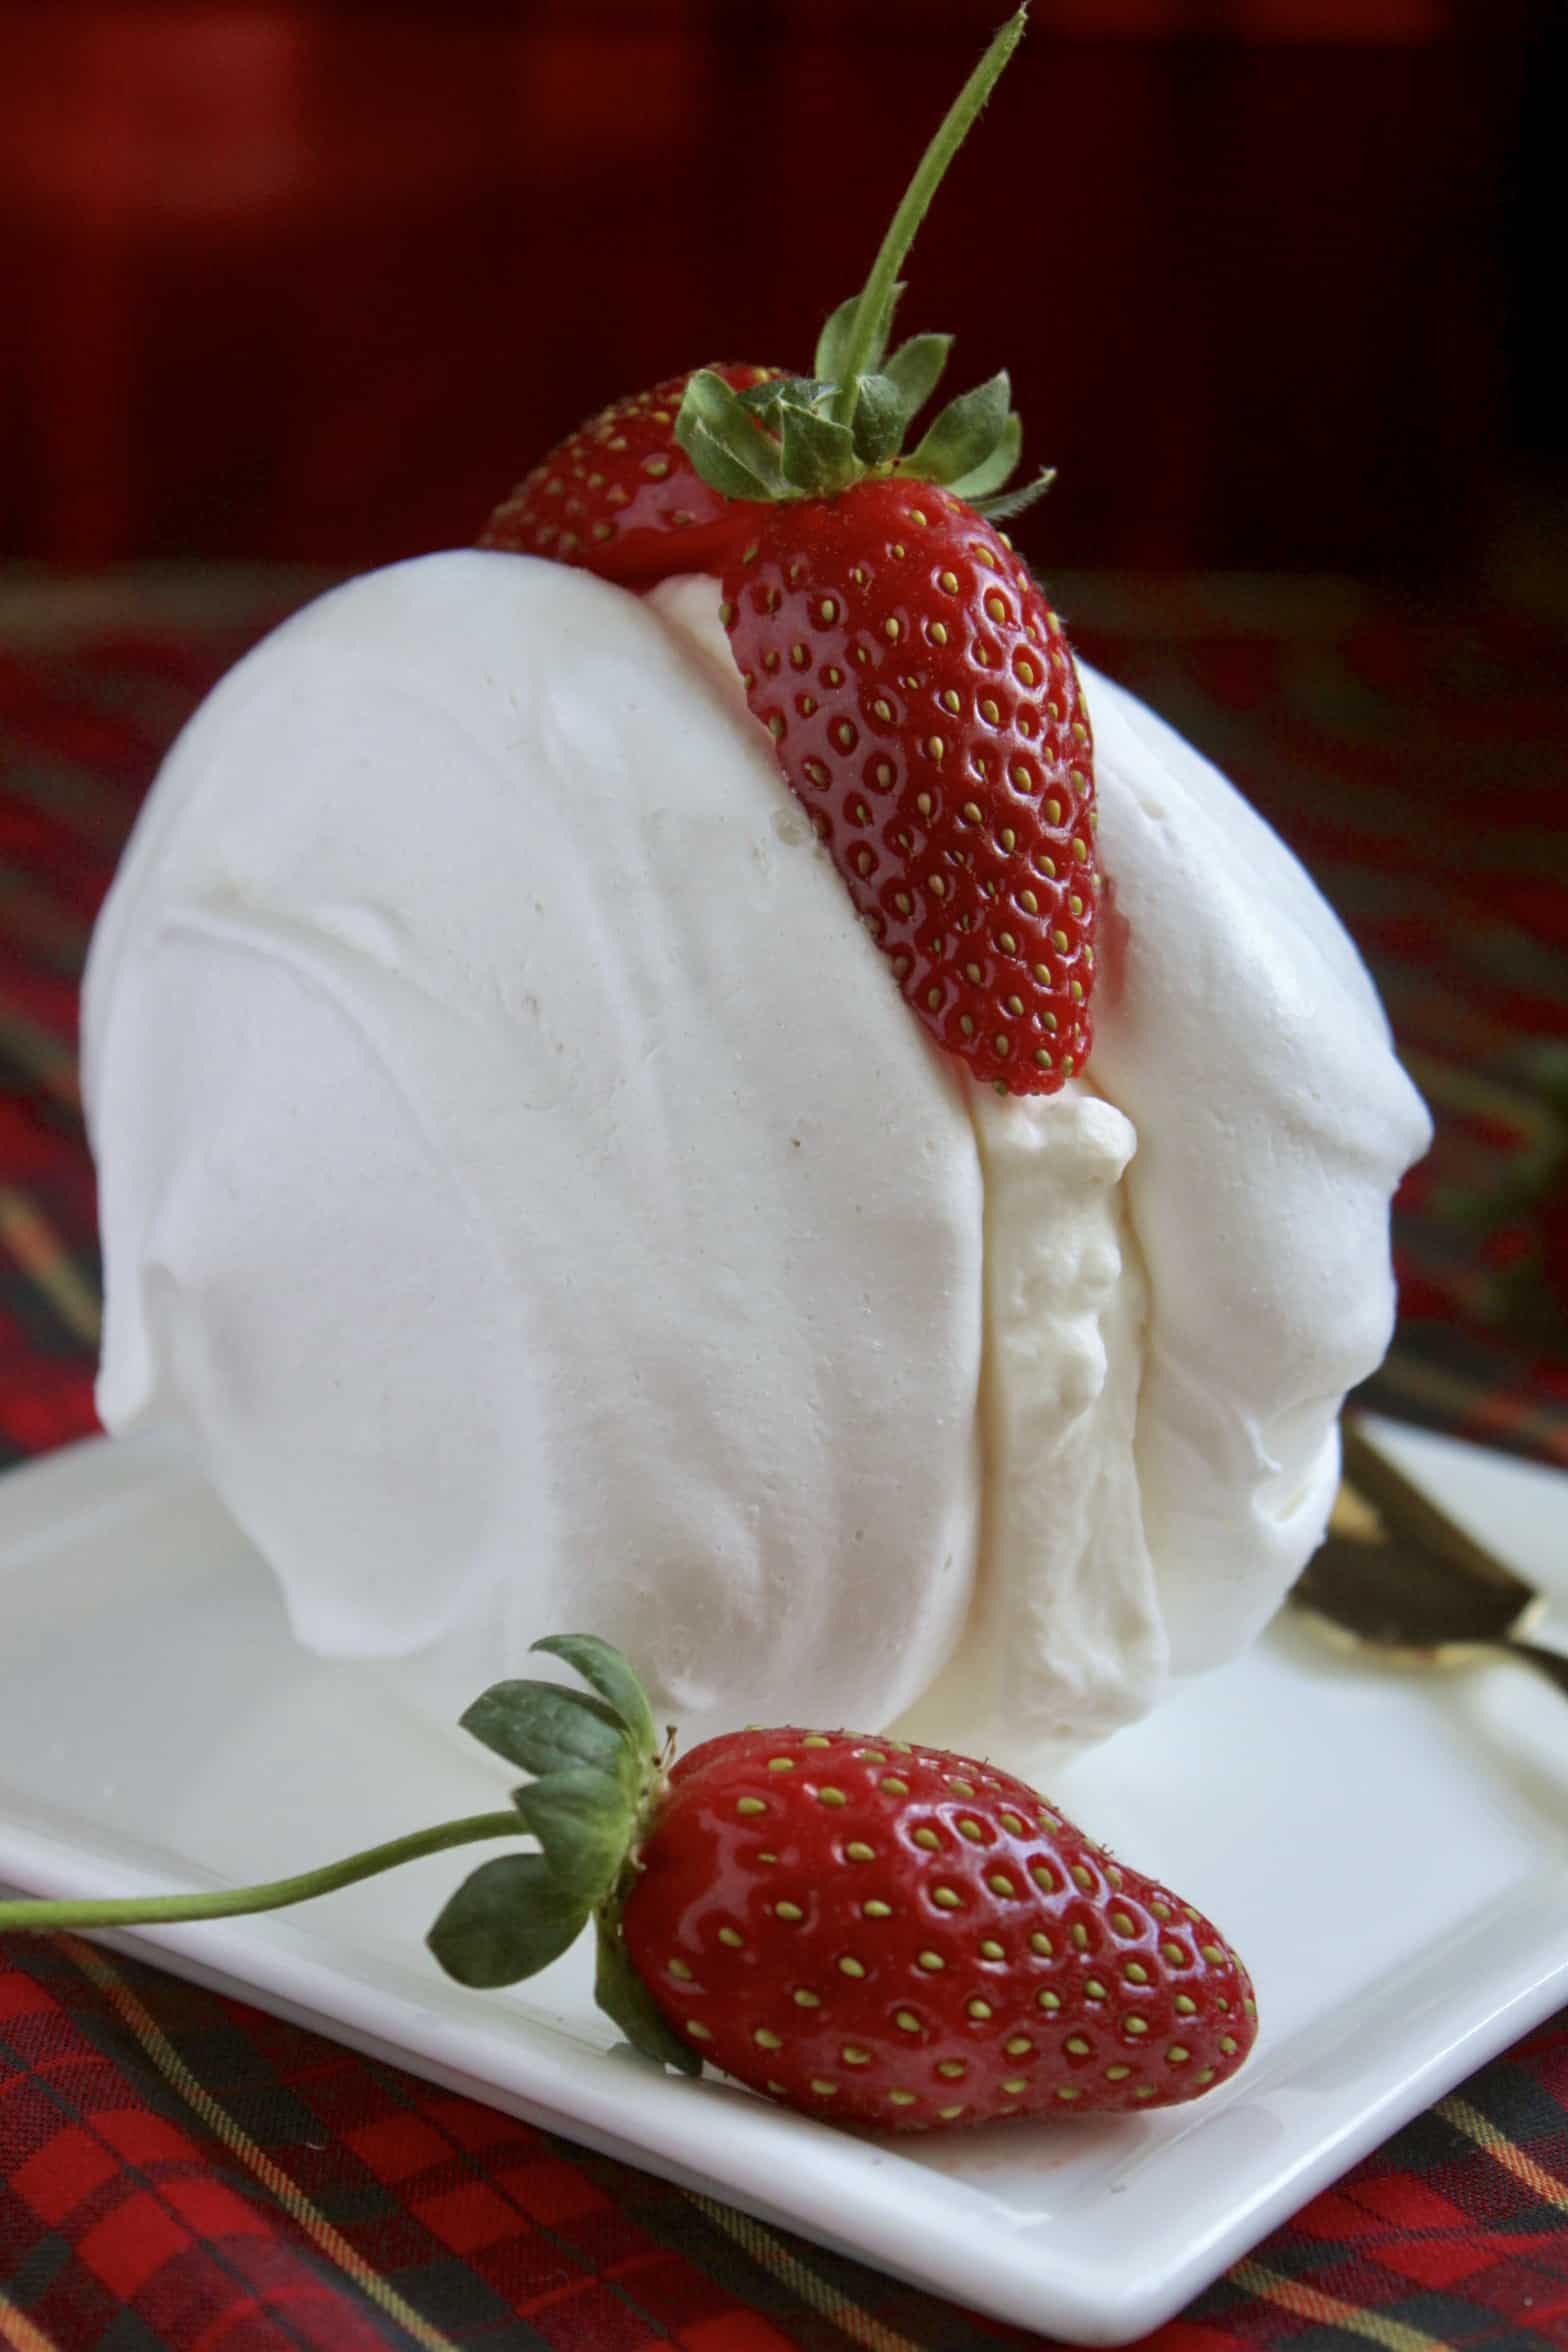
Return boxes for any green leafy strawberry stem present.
[0,1813,522,1932]
[827,6,1026,431]
[0,1635,697,2073]
[672,5,1054,523]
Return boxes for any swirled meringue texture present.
[84,554,1430,1767]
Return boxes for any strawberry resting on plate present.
[427,1636,1261,2132]
[0,1631,1259,2136]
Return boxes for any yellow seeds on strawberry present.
[479,12,1094,1095]
[720,484,1096,1092]
[615,1720,1258,2131]
[481,362,780,582]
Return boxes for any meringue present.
[84,551,1430,1760]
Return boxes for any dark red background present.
[0,0,1550,580]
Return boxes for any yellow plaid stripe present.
[1438,2092,1568,2212]
[0,2292,61,2352]
[1229,2258,1454,2352]
[0,1190,101,1347]
[687,2192,928,2352]
[65,1938,462,2352]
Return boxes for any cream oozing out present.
[656,577,1431,1756]
[84,551,1430,1759]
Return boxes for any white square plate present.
[1,1418,1565,2344]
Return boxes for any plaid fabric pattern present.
[1066,579,1568,1467]
[1,573,1565,2348]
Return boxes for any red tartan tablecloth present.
[1,568,1565,2351]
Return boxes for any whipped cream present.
[84,552,1430,1759]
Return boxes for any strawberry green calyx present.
[427,1635,697,2073]
[674,6,1054,523]
[0,1623,1261,2127]
[0,1630,692,2072]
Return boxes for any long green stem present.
[830,6,1027,430]
[0,1810,523,1933]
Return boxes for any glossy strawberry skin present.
[721,479,1096,1095]
[480,363,777,583]
[619,1729,1257,2132]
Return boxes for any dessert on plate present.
[82,542,1428,1770]
[80,16,1429,1780]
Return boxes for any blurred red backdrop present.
[0,0,1534,578]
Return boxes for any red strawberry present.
[721,481,1095,1093]
[620,1725,1254,2128]
[428,1639,1259,2135]
[479,362,778,584]
[479,15,1096,1094]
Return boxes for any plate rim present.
[1,1424,1565,2343]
